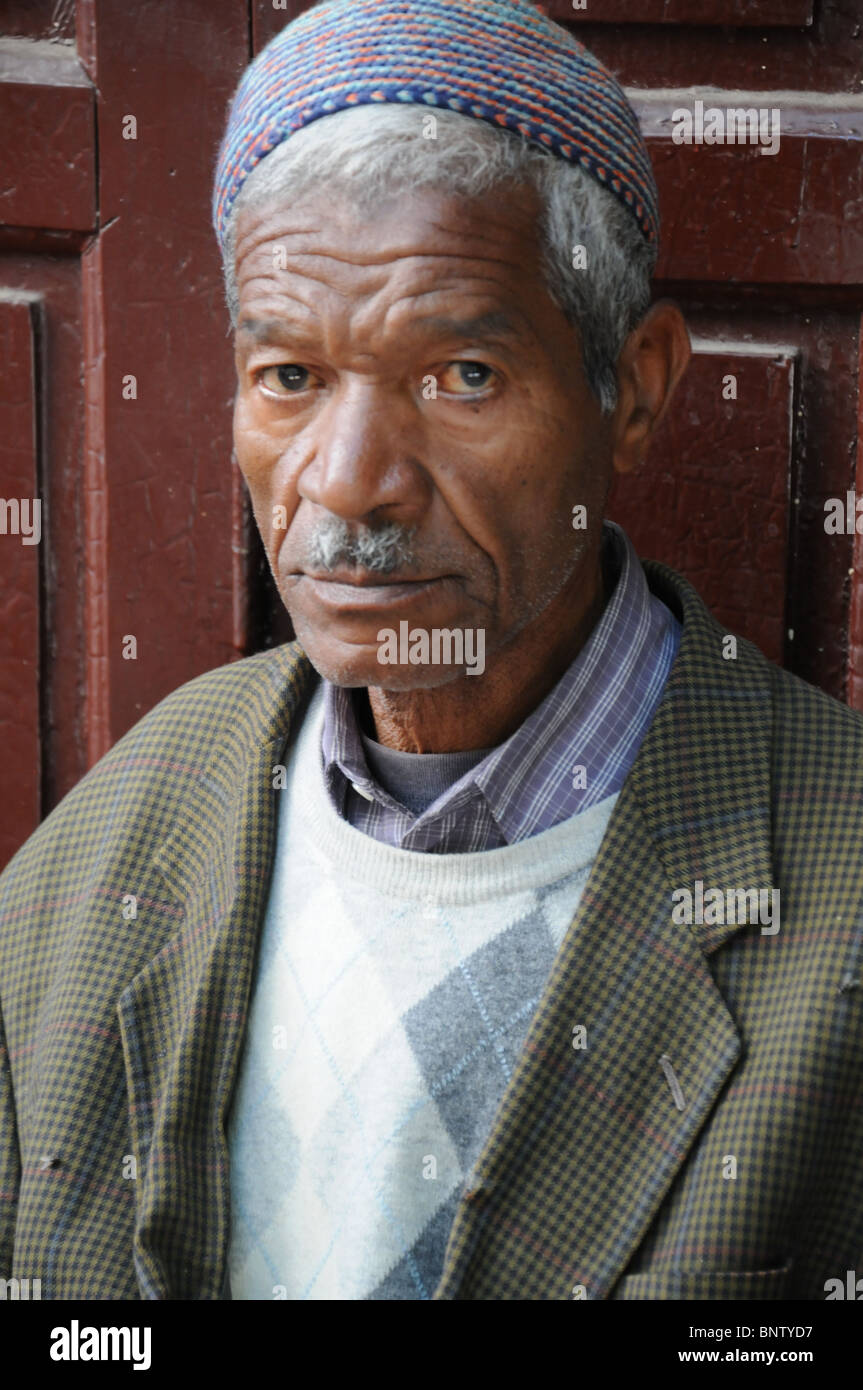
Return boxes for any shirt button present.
[351,781,375,802]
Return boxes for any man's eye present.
[259,364,312,393]
[437,361,495,394]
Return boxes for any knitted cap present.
[212,0,658,251]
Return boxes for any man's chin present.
[297,638,475,691]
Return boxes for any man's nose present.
[296,378,430,523]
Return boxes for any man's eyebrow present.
[413,309,528,343]
[237,317,302,343]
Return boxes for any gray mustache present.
[306,516,418,575]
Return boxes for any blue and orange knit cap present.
[212,0,659,252]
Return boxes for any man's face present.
[232,181,614,688]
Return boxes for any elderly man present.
[1,0,863,1304]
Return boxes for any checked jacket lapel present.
[434,561,777,1300]
[116,644,316,1299]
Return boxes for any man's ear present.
[611,300,691,475]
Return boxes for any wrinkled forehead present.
[230,183,553,343]
[231,179,545,274]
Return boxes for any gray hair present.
[220,102,657,414]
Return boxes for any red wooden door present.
[1,0,861,870]
[0,0,249,869]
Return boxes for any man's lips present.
[300,570,440,585]
[290,572,449,609]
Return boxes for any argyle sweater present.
[226,679,619,1300]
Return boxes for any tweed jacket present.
[1,559,863,1302]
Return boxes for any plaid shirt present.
[321,521,681,852]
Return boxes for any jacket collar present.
[118,558,775,1299]
[630,558,775,954]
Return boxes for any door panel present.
[610,345,797,667]
[0,298,41,867]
